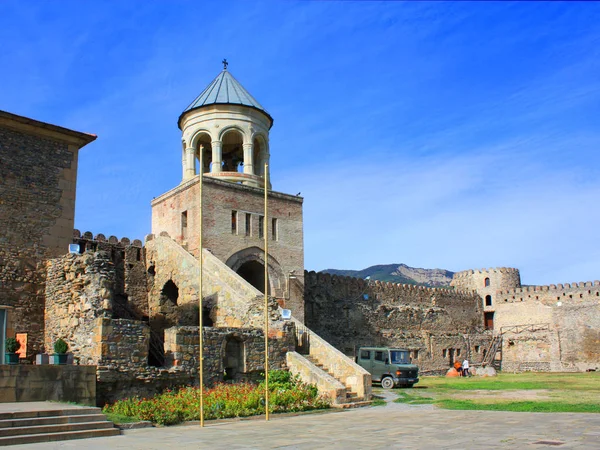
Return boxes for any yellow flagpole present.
[198,147,204,427]
[264,163,269,421]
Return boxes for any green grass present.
[392,373,600,413]
[370,398,387,407]
[103,412,142,424]
[394,392,435,405]
[439,399,600,413]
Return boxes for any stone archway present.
[225,247,285,297]
[236,260,269,294]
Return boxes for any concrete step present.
[0,414,108,429]
[0,420,115,438]
[0,428,120,446]
[0,408,102,421]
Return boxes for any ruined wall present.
[0,115,94,357]
[44,251,114,361]
[72,229,148,319]
[150,176,305,320]
[304,271,490,373]
[495,281,600,372]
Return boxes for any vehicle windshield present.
[390,350,410,364]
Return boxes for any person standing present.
[462,358,470,377]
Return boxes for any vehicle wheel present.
[381,377,394,389]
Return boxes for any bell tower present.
[151,62,305,321]
[178,59,272,189]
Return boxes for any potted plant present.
[52,338,69,365]
[5,338,20,364]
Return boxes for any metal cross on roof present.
[222,59,228,70]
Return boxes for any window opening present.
[374,351,385,362]
[360,350,370,360]
[245,213,251,236]
[181,211,188,240]
[485,295,492,306]
[231,211,237,234]
[258,216,264,239]
[484,277,490,287]
[272,218,278,241]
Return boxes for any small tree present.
[53,338,68,355]
[5,338,20,354]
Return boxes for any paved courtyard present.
[11,400,600,449]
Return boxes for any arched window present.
[485,295,492,306]
[484,277,490,287]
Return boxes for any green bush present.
[54,338,68,354]
[102,371,330,426]
[5,338,20,354]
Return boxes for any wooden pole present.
[264,163,269,421]
[198,147,204,427]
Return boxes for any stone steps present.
[0,407,120,446]
[305,356,369,406]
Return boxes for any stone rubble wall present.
[72,229,148,319]
[304,271,491,373]
[44,251,114,362]
[0,125,81,357]
[164,325,294,386]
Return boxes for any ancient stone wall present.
[495,281,600,372]
[304,271,491,373]
[44,251,114,361]
[0,114,94,358]
[72,229,148,319]
[451,267,521,311]
[150,176,305,321]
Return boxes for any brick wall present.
[151,176,305,320]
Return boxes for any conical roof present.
[179,69,273,127]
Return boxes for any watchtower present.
[451,267,521,330]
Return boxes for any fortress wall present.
[494,280,600,372]
[72,229,148,318]
[304,271,491,372]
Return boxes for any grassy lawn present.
[391,372,600,413]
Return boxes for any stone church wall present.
[0,118,92,358]
[150,176,305,321]
[304,271,491,373]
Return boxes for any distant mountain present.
[321,263,455,287]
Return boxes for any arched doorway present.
[223,336,244,381]
[225,247,285,297]
[236,260,269,294]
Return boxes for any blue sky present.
[1,1,599,285]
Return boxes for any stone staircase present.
[0,407,120,446]
[304,356,371,408]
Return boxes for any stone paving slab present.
[8,403,600,449]
[0,403,96,413]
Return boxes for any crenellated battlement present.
[73,229,143,248]
[305,271,476,297]
[498,280,600,300]
[453,267,521,279]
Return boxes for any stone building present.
[0,111,96,360]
